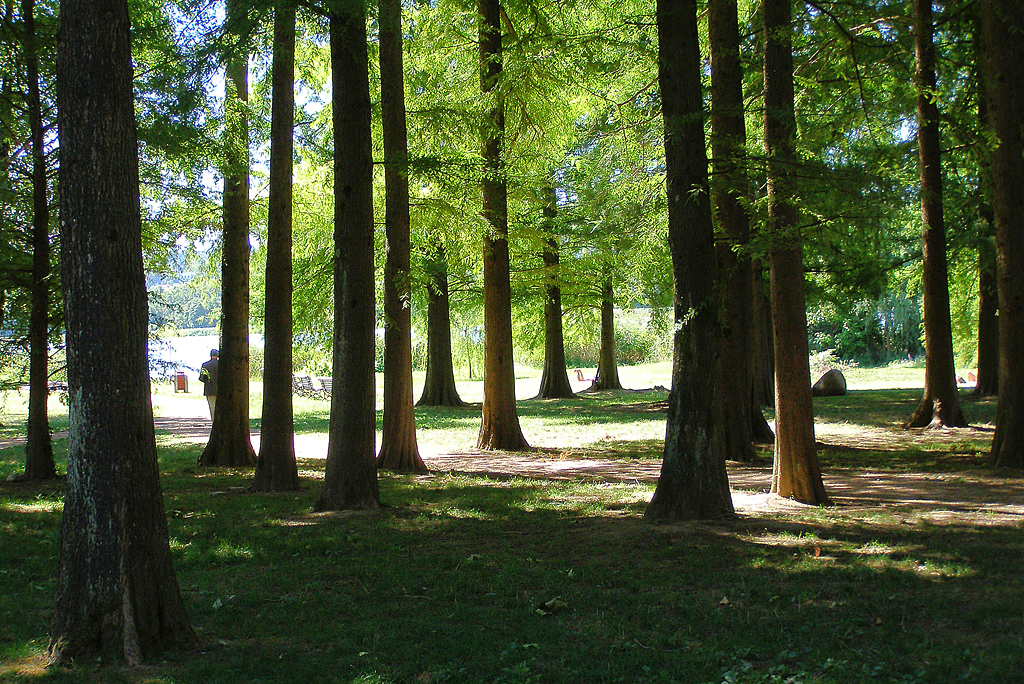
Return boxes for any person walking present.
[199,349,219,419]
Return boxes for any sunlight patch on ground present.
[815,420,994,451]
[0,654,49,679]
[2,501,61,514]
[731,492,809,516]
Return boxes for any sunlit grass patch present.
[0,645,50,681]
[1,499,62,515]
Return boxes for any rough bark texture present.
[645,0,733,521]
[975,241,999,397]
[764,0,829,505]
[537,193,574,399]
[751,265,776,411]
[973,20,998,399]
[906,0,967,429]
[315,1,381,509]
[709,0,758,463]
[377,0,426,473]
[591,277,623,390]
[253,2,299,491]
[49,0,198,661]
[417,243,466,406]
[23,0,56,480]
[984,0,1024,467]
[477,0,528,451]
[200,0,257,466]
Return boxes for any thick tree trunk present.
[710,0,757,463]
[973,20,999,399]
[764,0,829,505]
[49,0,198,661]
[537,192,574,399]
[906,0,967,429]
[200,0,257,466]
[591,277,623,390]
[983,0,1024,467]
[751,263,776,411]
[975,241,999,396]
[23,0,56,480]
[645,0,733,521]
[417,243,466,406]
[316,1,381,509]
[253,1,299,491]
[378,0,426,473]
[477,0,528,451]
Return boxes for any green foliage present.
[515,305,671,369]
[807,278,922,365]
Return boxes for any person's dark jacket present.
[199,358,218,397]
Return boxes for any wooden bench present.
[293,375,328,399]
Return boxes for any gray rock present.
[812,369,847,397]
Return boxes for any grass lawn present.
[0,362,1021,683]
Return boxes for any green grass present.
[0,362,1020,683]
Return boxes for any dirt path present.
[141,413,1023,526]
[6,405,1022,527]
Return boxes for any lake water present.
[148,334,263,381]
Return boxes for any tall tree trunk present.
[417,242,466,406]
[973,15,998,398]
[984,0,1024,467]
[591,277,623,390]
[200,0,257,466]
[537,189,574,399]
[253,1,299,491]
[378,0,426,473]
[763,0,829,504]
[749,263,777,444]
[477,0,528,451]
[751,262,776,411]
[906,0,967,428]
[315,0,380,509]
[23,0,56,480]
[645,0,732,521]
[710,0,757,463]
[975,239,999,396]
[49,0,198,661]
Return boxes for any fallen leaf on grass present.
[536,597,569,616]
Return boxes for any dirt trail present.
[5,399,1022,527]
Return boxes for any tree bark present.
[975,240,999,396]
[377,0,426,473]
[23,0,57,480]
[751,263,776,411]
[200,0,257,466]
[591,277,623,390]
[49,0,198,661]
[983,0,1024,467]
[417,242,467,406]
[972,16,998,399]
[906,0,967,428]
[710,0,758,463]
[253,0,299,491]
[476,0,528,451]
[536,189,574,399]
[315,0,381,509]
[645,0,733,521]
[763,0,829,504]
